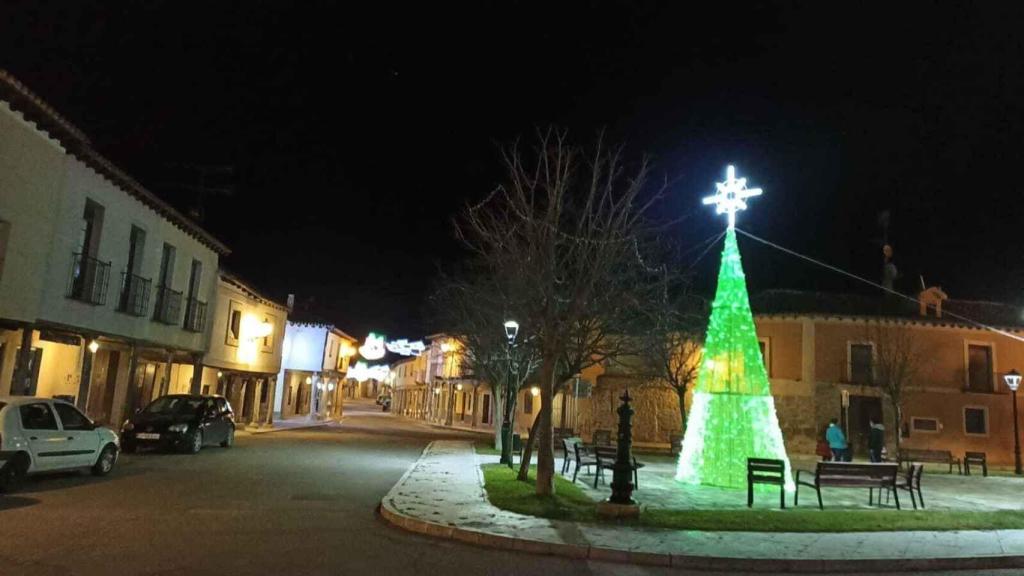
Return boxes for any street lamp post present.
[1005,369,1022,475]
[500,320,519,467]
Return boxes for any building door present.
[134,363,158,412]
[87,350,120,424]
[481,394,491,424]
[847,395,882,459]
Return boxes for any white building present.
[197,271,289,428]
[274,320,356,420]
[0,70,228,425]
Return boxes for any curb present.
[245,418,343,435]
[379,442,1024,573]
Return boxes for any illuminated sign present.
[385,338,425,357]
[347,361,390,383]
[359,333,386,361]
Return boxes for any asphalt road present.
[0,399,1016,576]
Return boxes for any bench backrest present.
[747,458,785,477]
[965,451,987,461]
[592,429,612,446]
[562,437,583,453]
[898,448,952,462]
[594,446,617,461]
[817,462,898,482]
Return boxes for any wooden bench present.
[964,451,988,477]
[796,462,901,510]
[593,445,644,489]
[561,436,583,475]
[747,458,787,509]
[571,442,598,484]
[888,463,925,509]
[898,448,961,474]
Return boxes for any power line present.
[735,227,1024,344]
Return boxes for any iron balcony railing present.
[183,297,207,333]
[117,271,152,317]
[66,253,111,305]
[153,285,183,325]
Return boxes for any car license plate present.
[136,433,160,440]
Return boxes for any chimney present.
[918,286,948,318]
[287,294,295,310]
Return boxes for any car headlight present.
[122,421,134,431]
[168,423,189,433]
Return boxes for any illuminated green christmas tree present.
[676,166,794,491]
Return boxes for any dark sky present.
[5,2,1024,337]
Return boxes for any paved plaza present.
[381,440,1024,571]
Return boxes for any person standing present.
[826,418,849,462]
[868,417,886,463]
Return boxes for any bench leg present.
[869,488,873,506]
[908,488,917,510]
[892,486,901,510]
[794,482,800,507]
[780,485,785,509]
[572,464,579,484]
[747,480,753,508]
[983,463,988,477]
[917,487,925,509]
[816,487,823,510]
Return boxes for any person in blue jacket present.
[826,418,850,462]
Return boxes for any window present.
[126,226,146,276]
[849,343,874,384]
[523,392,534,414]
[757,337,771,376]
[262,317,274,351]
[226,300,243,345]
[967,344,994,392]
[54,403,93,431]
[217,398,231,414]
[79,199,105,258]
[964,407,988,435]
[186,259,202,299]
[19,403,58,430]
[0,219,11,282]
[157,243,176,288]
[911,417,940,433]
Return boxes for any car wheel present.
[220,426,234,448]
[186,430,203,454]
[91,444,118,476]
[0,453,29,493]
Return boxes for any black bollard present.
[609,389,636,505]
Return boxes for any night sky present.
[4,2,1024,337]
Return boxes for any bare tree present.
[870,322,924,450]
[456,128,666,495]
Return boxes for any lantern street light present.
[1005,369,1022,475]
[500,320,519,467]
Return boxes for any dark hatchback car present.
[121,395,235,454]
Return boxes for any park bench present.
[964,451,988,477]
[887,463,925,510]
[571,442,598,484]
[795,462,901,510]
[747,458,787,509]
[592,429,612,446]
[898,448,961,474]
[593,445,644,489]
[561,436,583,475]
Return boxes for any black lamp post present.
[1004,369,1022,476]
[500,320,519,467]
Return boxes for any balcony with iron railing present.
[117,271,152,317]
[152,285,183,325]
[66,253,111,305]
[183,297,207,333]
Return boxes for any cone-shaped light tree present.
[676,166,794,491]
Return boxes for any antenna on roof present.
[919,275,927,291]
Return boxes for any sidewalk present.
[242,416,339,435]
[379,440,1024,572]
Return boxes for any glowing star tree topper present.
[677,165,794,492]
[701,165,762,229]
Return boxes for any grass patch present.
[480,464,1024,532]
[482,463,598,522]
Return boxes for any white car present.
[0,396,120,491]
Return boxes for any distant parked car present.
[121,395,235,454]
[0,396,120,492]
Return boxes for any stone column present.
[249,378,263,426]
[77,335,95,410]
[263,377,276,427]
[12,325,34,395]
[190,354,203,395]
[123,344,139,416]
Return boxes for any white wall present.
[202,276,287,375]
